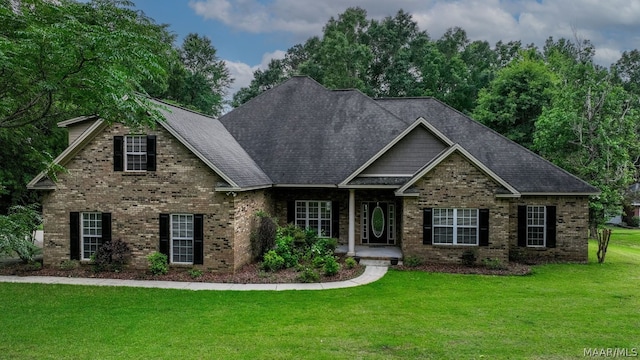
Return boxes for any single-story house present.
[28,76,599,271]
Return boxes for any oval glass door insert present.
[371,205,385,238]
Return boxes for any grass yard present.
[0,231,639,359]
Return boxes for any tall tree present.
[534,52,640,224]
[473,49,554,149]
[164,33,231,116]
[0,0,173,129]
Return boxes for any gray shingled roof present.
[375,98,599,194]
[155,100,272,189]
[218,76,408,184]
[158,76,596,194]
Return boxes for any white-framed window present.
[81,212,102,260]
[296,200,331,237]
[527,205,546,247]
[171,214,194,264]
[125,135,147,171]
[433,208,478,245]
[388,204,395,240]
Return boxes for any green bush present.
[297,266,319,283]
[323,256,340,276]
[261,250,285,272]
[310,237,337,257]
[59,259,79,271]
[0,204,42,263]
[404,256,423,267]
[189,268,203,278]
[250,211,277,260]
[147,252,168,275]
[461,249,477,267]
[92,239,131,272]
[630,216,640,228]
[482,258,507,270]
[274,235,299,268]
[344,257,357,269]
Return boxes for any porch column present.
[348,189,356,256]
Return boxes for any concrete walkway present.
[0,261,388,291]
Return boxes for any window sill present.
[121,171,148,176]
[432,244,479,248]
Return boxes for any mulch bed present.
[0,261,367,284]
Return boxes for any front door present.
[363,202,395,245]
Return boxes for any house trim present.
[340,117,454,186]
[395,144,521,197]
[27,119,107,190]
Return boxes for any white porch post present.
[348,189,356,256]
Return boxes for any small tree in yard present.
[0,205,42,263]
[597,229,612,264]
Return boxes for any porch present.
[335,244,403,265]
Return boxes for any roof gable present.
[341,117,452,185]
[395,144,519,197]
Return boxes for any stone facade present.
[42,122,239,272]
[232,190,273,271]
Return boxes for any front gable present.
[395,144,520,198]
[341,117,454,187]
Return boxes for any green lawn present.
[1,232,639,359]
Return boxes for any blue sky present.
[128,0,640,97]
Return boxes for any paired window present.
[518,205,556,248]
[69,212,111,261]
[423,208,489,246]
[113,135,156,172]
[433,208,478,245]
[159,213,203,265]
[295,201,332,237]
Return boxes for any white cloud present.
[225,49,287,99]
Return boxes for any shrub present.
[312,254,327,268]
[189,268,203,278]
[147,252,168,275]
[323,256,340,276]
[404,256,423,267]
[0,204,42,263]
[261,250,285,272]
[461,249,477,267]
[482,258,507,270]
[93,239,131,272]
[250,211,277,260]
[310,237,337,257]
[59,259,79,271]
[630,216,640,228]
[274,235,298,268]
[344,257,357,269]
[297,266,319,283]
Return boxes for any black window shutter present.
[287,200,295,224]
[194,214,204,265]
[517,205,527,247]
[331,201,339,238]
[159,214,170,261]
[101,213,112,246]
[146,135,156,171]
[546,206,557,248]
[113,136,124,171]
[70,212,80,260]
[423,208,433,245]
[479,209,489,246]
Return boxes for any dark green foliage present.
[404,256,423,268]
[147,252,168,275]
[323,256,340,276]
[482,258,507,270]
[188,268,203,279]
[59,260,79,271]
[250,212,277,261]
[261,250,285,272]
[92,239,131,272]
[461,249,477,267]
[297,266,319,283]
[274,235,299,268]
[0,205,42,263]
[344,257,357,269]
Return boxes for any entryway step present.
[359,259,402,267]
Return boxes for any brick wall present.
[232,190,273,271]
[508,196,589,263]
[42,122,238,272]
[401,152,511,264]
